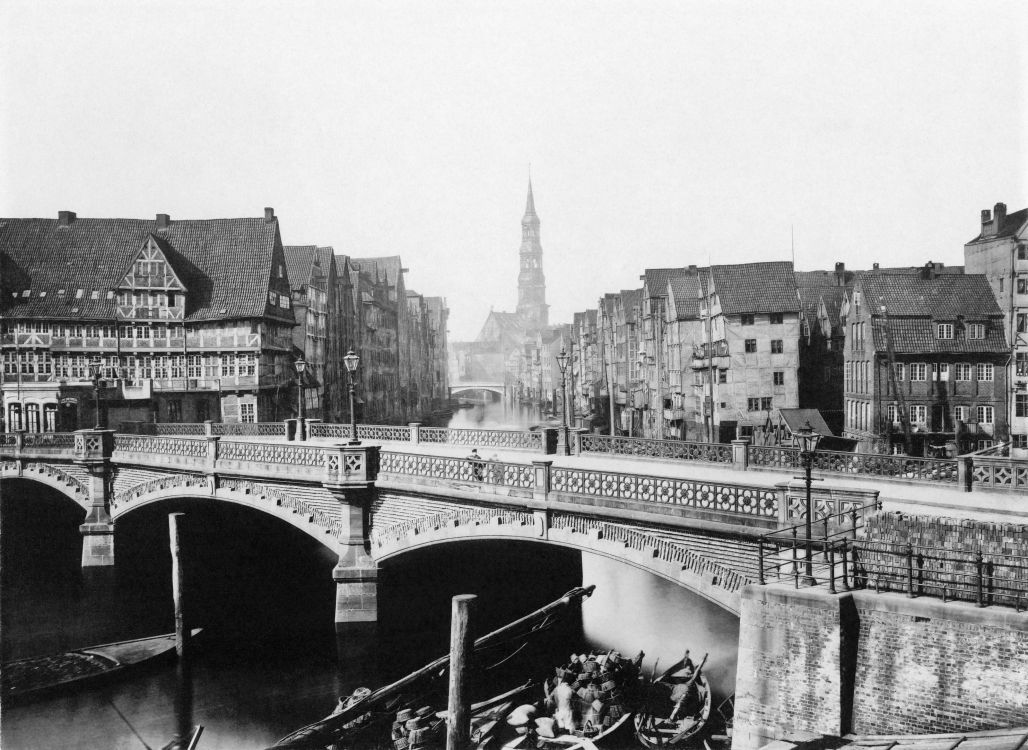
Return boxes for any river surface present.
[1,405,739,749]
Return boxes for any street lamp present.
[343,349,361,445]
[88,356,104,430]
[556,347,571,456]
[793,419,823,585]
[294,358,307,439]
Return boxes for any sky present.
[2,1,1026,341]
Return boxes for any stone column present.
[324,443,381,625]
[74,429,116,567]
[732,438,750,471]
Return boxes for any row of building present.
[557,202,1026,456]
[0,208,450,431]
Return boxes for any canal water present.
[1,405,739,749]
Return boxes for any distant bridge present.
[448,381,506,400]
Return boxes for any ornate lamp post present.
[294,358,307,420]
[556,347,571,456]
[793,419,823,585]
[343,349,361,445]
[88,356,104,430]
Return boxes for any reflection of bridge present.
[5,424,1028,746]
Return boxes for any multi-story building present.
[692,261,801,442]
[349,259,400,424]
[664,271,707,440]
[284,245,329,419]
[639,267,693,439]
[964,202,1028,454]
[569,309,602,427]
[613,289,643,435]
[841,266,1008,454]
[1,208,296,430]
[422,296,451,417]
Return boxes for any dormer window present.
[936,323,954,339]
[968,323,986,340]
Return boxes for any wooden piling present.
[169,512,188,659]
[446,594,477,750]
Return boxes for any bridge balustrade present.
[379,451,535,489]
[748,444,959,483]
[579,433,734,464]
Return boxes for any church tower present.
[516,179,549,328]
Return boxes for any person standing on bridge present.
[467,448,484,481]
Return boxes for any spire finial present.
[524,176,536,218]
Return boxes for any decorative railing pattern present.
[119,422,206,436]
[748,445,958,483]
[309,423,353,440]
[551,467,778,518]
[218,441,322,466]
[419,427,542,451]
[580,433,734,464]
[379,451,535,489]
[971,457,1028,491]
[747,445,802,469]
[1,433,17,446]
[22,432,77,450]
[357,425,412,442]
[114,434,208,458]
[550,514,752,594]
[212,422,286,437]
[371,506,534,549]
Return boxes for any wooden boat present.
[270,585,597,750]
[2,629,201,704]
[633,652,711,748]
[488,649,646,750]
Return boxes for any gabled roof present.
[710,261,799,315]
[668,274,705,320]
[641,267,688,298]
[0,214,292,322]
[283,245,318,290]
[858,274,1002,319]
[355,256,405,288]
[967,207,1028,243]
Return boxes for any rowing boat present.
[2,629,201,704]
[633,651,711,747]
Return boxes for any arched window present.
[25,403,40,433]
[44,403,57,432]
[7,403,22,431]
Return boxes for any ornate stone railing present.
[748,444,959,483]
[309,422,353,440]
[551,466,778,519]
[579,433,734,464]
[420,427,544,451]
[357,425,413,442]
[379,451,535,489]
[212,422,286,437]
[114,434,208,458]
[22,432,77,450]
[971,455,1028,491]
[218,440,322,467]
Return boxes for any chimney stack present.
[264,207,276,222]
[57,210,76,226]
[873,262,880,271]
[156,213,170,229]
[922,261,936,280]
[834,261,846,286]
[688,264,697,274]
[994,202,1007,231]
[981,208,992,232]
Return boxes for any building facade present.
[841,267,1008,454]
[964,202,1028,454]
[1,209,296,430]
[284,245,329,420]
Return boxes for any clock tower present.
[516,180,549,328]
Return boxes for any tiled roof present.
[668,274,704,320]
[642,267,687,298]
[967,207,1028,243]
[710,261,799,314]
[315,247,336,284]
[0,214,292,323]
[283,245,317,290]
[355,256,405,288]
[859,274,1001,319]
[870,318,1007,354]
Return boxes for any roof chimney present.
[688,264,697,274]
[57,210,76,226]
[922,260,936,280]
[873,262,880,271]
[156,213,170,229]
[264,207,276,223]
[994,202,1007,231]
[834,261,845,286]
[981,208,992,232]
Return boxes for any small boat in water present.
[2,629,201,704]
[634,651,711,748]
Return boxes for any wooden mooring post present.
[168,513,189,659]
[446,594,477,750]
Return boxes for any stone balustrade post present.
[571,428,584,455]
[541,427,558,455]
[957,455,973,492]
[13,430,25,454]
[410,422,421,445]
[284,419,296,442]
[532,460,552,503]
[324,443,381,626]
[203,420,214,438]
[205,435,220,472]
[732,438,750,472]
[304,418,321,441]
[775,481,791,527]
[74,429,116,567]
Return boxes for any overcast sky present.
[2,1,1026,340]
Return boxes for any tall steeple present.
[516,179,548,328]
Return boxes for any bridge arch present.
[112,476,341,552]
[449,384,505,401]
[370,506,746,615]
[0,462,91,513]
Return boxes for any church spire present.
[524,178,537,220]
[516,179,547,328]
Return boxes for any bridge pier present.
[74,429,116,567]
[324,444,381,625]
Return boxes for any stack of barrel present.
[391,705,442,750]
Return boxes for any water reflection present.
[447,399,538,431]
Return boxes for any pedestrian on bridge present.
[467,448,484,481]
